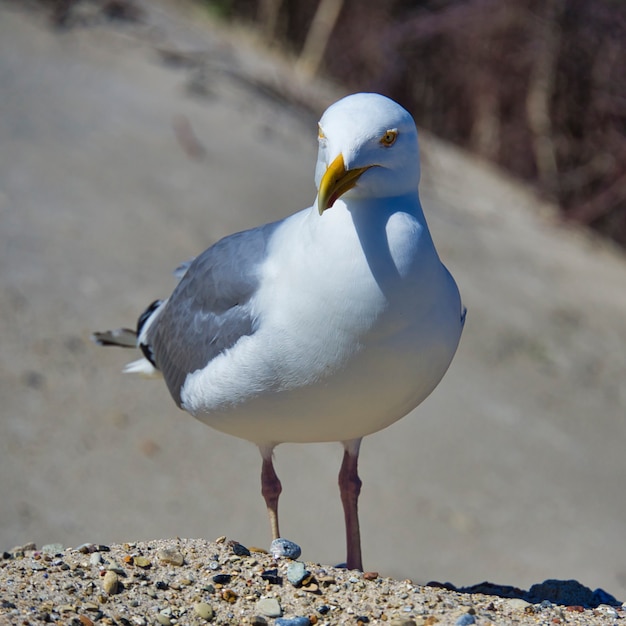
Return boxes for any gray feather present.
[146,222,278,405]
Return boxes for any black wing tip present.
[137,299,163,335]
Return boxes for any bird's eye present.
[318,125,326,140]
[380,129,398,147]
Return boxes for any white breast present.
[180,198,463,446]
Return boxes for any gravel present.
[1,538,622,625]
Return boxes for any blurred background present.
[1,0,626,601]
[210,0,626,248]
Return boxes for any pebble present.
[260,568,282,585]
[287,561,308,586]
[229,541,251,556]
[250,617,268,626]
[18,542,37,551]
[102,570,119,595]
[256,597,283,617]
[133,556,151,568]
[275,618,311,626]
[76,543,110,554]
[156,612,172,625]
[270,539,301,560]
[454,614,476,626]
[212,573,232,585]
[89,553,103,566]
[503,598,531,611]
[41,543,64,555]
[597,604,619,618]
[193,602,214,620]
[157,547,184,566]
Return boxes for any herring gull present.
[93,92,466,570]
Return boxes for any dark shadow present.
[425,578,621,609]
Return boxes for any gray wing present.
[147,221,278,406]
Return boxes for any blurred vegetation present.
[212,0,626,247]
[41,0,625,246]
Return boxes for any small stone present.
[157,547,184,566]
[597,605,619,618]
[76,543,110,554]
[194,602,214,621]
[454,614,475,626]
[89,553,103,566]
[156,613,172,626]
[260,569,282,585]
[11,542,36,556]
[212,574,232,585]
[390,620,419,626]
[250,617,268,626]
[133,556,151,568]
[221,589,238,603]
[275,618,311,626]
[21,542,37,551]
[256,597,282,617]
[102,570,119,595]
[78,615,94,626]
[229,540,251,556]
[41,543,64,555]
[503,598,531,611]
[287,561,308,586]
[270,538,301,560]
[363,571,379,580]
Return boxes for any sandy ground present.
[1,0,626,605]
[0,538,623,625]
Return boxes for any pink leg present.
[260,446,282,540]
[339,438,363,570]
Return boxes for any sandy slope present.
[1,0,625,602]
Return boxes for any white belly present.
[179,203,464,446]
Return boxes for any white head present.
[315,93,420,214]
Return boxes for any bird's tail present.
[92,300,165,378]
[91,328,138,348]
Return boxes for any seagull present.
[93,93,465,571]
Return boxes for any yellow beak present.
[317,154,373,215]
